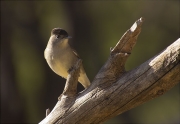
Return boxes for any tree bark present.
[39,17,180,124]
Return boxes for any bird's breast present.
[44,46,77,78]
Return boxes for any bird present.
[44,28,90,88]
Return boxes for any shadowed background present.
[1,1,179,123]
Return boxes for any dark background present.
[1,1,180,124]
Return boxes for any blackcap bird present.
[44,28,90,88]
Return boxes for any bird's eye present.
[56,35,60,39]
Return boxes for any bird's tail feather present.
[78,73,90,88]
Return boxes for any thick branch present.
[39,18,180,124]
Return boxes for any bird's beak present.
[67,36,72,39]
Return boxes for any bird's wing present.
[68,41,80,59]
[72,48,80,59]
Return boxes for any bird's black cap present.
[51,28,69,38]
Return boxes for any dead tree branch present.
[40,17,180,124]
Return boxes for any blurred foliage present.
[1,1,179,123]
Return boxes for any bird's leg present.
[67,66,74,74]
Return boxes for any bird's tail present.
[78,72,91,88]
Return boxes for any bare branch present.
[111,17,144,54]
[90,18,144,90]
[39,17,180,124]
